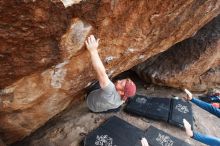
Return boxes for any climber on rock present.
[85,35,136,113]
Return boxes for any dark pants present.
[191,98,220,117]
[86,81,101,95]
[86,81,121,113]
[191,98,220,145]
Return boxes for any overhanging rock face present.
[0,0,68,89]
[0,0,220,144]
[135,15,220,91]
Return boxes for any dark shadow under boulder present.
[135,15,220,91]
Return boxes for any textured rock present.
[0,138,6,146]
[60,18,92,59]
[135,15,220,91]
[0,0,68,89]
[0,0,220,144]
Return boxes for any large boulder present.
[0,0,219,144]
[135,15,220,91]
[0,138,6,146]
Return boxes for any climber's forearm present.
[89,50,110,88]
[85,35,109,88]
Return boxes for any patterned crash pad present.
[84,116,191,146]
[125,94,171,121]
[168,99,193,129]
[84,116,145,146]
[125,95,193,128]
[145,126,191,146]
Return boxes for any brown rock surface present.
[0,0,68,88]
[135,15,220,91]
[0,138,6,146]
[0,0,220,144]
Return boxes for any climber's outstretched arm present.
[85,35,110,88]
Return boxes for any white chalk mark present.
[156,133,174,146]
[175,104,189,114]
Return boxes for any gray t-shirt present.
[86,81,124,112]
